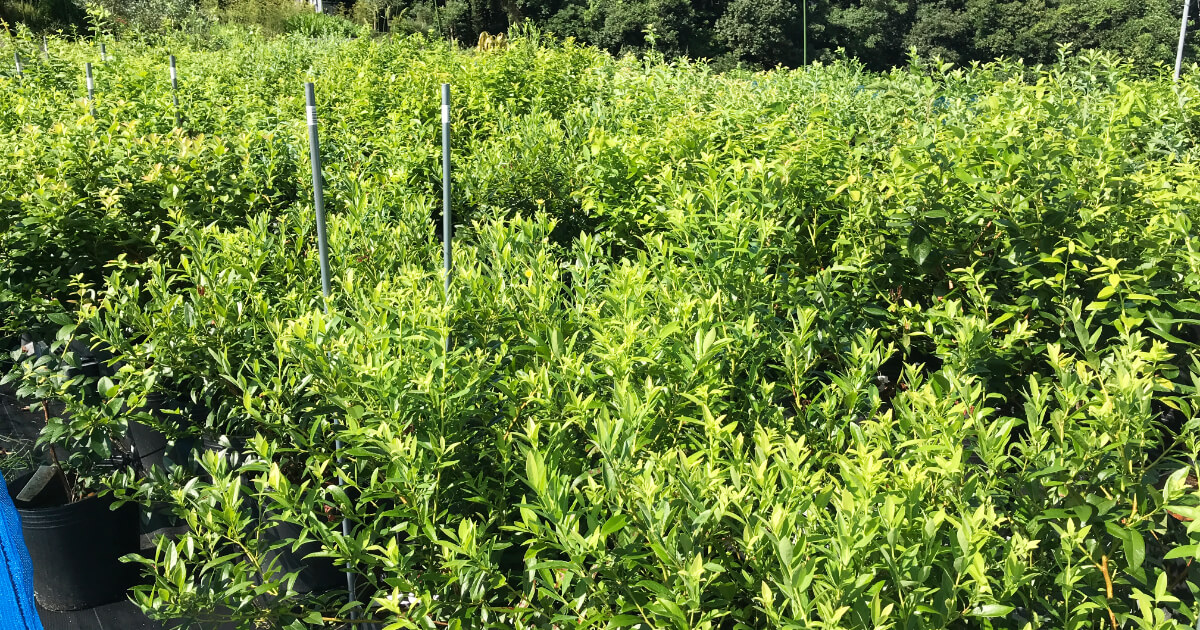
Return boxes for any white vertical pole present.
[1177,0,1191,82]
[441,84,452,301]
[441,84,452,355]
[85,63,96,117]
[170,55,181,127]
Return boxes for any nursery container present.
[260,513,343,594]
[7,473,140,611]
[128,393,206,473]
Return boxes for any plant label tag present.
[170,66,176,81]
[442,103,449,124]
[86,75,94,90]
[307,105,317,126]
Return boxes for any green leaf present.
[529,560,577,572]
[1164,545,1198,560]
[908,226,932,265]
[601,514,627,537]
[1168,505,1200,520]
[525,449,547,496]
[97,376,117,399]
[1105,522,1146,575]
[1124,531,1146,572]
[970,604,1014,617]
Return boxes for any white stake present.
[442,84,452,301]
[85,63,96,117]
[1177,0,1191,82]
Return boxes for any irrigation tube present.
[1178,0,1192,82]
[303,82,356,603]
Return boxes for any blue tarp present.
[0,483,42,630]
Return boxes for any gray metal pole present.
[85,63,96,117]
[42,35,47,59]
[306,83,332,300]
[1177,0,1191,82]
[303,82,356,603]
[441,84,452,299]
[170,55,181,126]
[13,51,20,79]
[802,0,807,66]
[100,42,107,62]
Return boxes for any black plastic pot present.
[201,434,249,454]
[260,514,343,594]
[128,420,172,473]
[1,333,18,372]
[62,339,110,379]
[129,393,209,474]
[7,473,140,611]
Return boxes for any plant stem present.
[43,400,75,502]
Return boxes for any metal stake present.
[100,42,107,62]
[802,0,808,66]
[306,83,332,300]
[13,51,20,79]
[1177,0,1192,82]
[170,55,181,126]
[441,83,452,300]
[41,35,48,60]
[85,63,96,117]
[303,82,355,603]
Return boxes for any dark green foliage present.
[4,0,1197,72]
[903,0,972,63]
[714,0,801,66]
[0,0,82,31]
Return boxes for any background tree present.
[2,0,1197,73]
[0,0,83,31]
[714,0,802,66]
[904,0,972,63]
[822,0,917,69]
